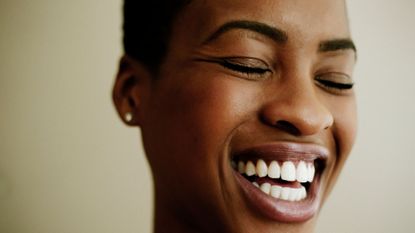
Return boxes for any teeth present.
[238,159,312,202]
[300,186,307,199]
[270,185,282,198]
[268,161,280,179]
[245,161,256,176]
[281,161,296,181]
[235,159,316,183]
[280,187,290,200]
[296,161,308,183]
[269,186,308,201]
[238,161,245,174]
[260,182,271,194]
[308,163,315,182]
[256,159,268,177]
[288,188,297,201]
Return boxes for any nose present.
[260,80,334,137]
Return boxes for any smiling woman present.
[4,0,415,233]
[112,0,357,233]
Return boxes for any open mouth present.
[230,142,328,222]
[232,159,320,201]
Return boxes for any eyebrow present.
[319,39,357,53]
[204,20,357,56]
[204,20,288,45]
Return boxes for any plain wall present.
[1,0,414,232]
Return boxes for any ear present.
[112,55,152,126]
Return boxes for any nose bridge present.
[262,73,334,136]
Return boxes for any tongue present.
[254,177,303,188]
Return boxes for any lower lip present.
[233,170,321,222]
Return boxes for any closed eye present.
[316,79,354,90]
[195,56,272,80]
[218,58,271,75]
[315,72,354,94]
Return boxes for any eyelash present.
[315,74,355,93]
[219,59,271,75]
[316,79,354,89]
[196,57,354,91]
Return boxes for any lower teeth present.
[253,182,307,202]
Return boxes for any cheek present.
[333,96,357,161]
[155,72,261,149]
[141,71,264,227]
[324,94,357,194]
[142,71,261,194]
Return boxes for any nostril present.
[275,120,301,136]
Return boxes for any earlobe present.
[112,55,152,127]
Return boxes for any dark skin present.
[113,0,357,232]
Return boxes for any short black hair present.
[123,1,191,72]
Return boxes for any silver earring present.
[124,112,133,122]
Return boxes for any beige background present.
[1,0,414,232]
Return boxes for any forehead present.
[173,0,350,49]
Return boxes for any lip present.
[231,142,328,222]
[232,142,329,162]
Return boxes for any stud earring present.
[124,112,133,122]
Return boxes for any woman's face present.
[136,0,356,232]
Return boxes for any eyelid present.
[218,57,272,79]
[317,72,353,83]
[314,72,355,92]
[219,56,270,69]
[195,56,273,80]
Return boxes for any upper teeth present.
[236,160,316,183]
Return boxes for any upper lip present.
[231,142,329,163]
